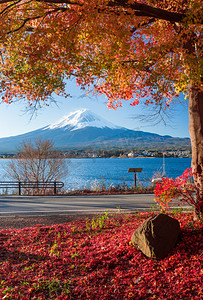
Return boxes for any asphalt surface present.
[0,194,190,217]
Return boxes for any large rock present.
[131,214,181,259]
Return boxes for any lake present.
[0,157,191,191]
[59,157,191,191]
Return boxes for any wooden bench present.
[0,181,64,195]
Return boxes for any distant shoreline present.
[0,156,191,159]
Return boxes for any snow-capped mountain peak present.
[45,109,121,131]
[0,108,190,152]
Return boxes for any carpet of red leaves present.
[0,212,202,299]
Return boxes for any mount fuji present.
[0,109,190,152]
[45,109,120,131]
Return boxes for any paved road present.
[0,194,190,216]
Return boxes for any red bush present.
[154,168,196,211]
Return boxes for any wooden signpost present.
[128,168,143,187]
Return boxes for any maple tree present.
[0,0,202,217]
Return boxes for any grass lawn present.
[0,211,202,299]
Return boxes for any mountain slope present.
[0,109,190,152]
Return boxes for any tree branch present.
[0,0,187,23]
[109,0,186,23]
[0,0,21,16]
[40,0,186,23]
[131,18,156,33]
[5,7,67,34]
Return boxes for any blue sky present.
[0,80,189,139]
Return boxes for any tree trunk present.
[188,83,203,220]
